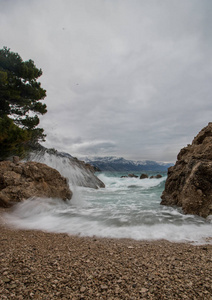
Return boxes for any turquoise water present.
[4,169,212,245]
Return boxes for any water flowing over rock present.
[161,123,212,218]
[27,149,105,189]
[0,161,72,208]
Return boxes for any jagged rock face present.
[161,123,212,218]
[0,161,72,208]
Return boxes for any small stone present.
[8,284,17,289]
[140,288,148,293]
[3,271,8,275]
[80,287,86,292]
[2,276,11,283]
[101,285,108,290]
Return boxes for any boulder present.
[128,174,138,178]
[140,174,148,179]
[161,123,212,218]
[0,161,72,208]
[150,174,162,179]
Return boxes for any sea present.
[3,154,212,245]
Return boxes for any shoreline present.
[0,207,212,299]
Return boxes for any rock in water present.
[140,174,148,179]
[0,161,72,207]
[27,149,105,189]
[161,123,212,218]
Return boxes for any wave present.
[27,151,104,189]
[2,159,211,245]
[3,196,212,245]
[97,173,166,190]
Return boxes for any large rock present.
[0,161,72,208]
[27,149,105,189]
[161,123,212,218]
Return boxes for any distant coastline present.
[80,156,173,172]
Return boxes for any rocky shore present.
[161,122,212,218]
[0,208,211,300]
[0,160,72,208]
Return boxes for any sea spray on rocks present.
[3,171,212,245]
[27,150,105,189]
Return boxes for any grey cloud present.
[1,0,212,162]
[69,140,117,156]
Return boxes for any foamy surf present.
[3,149,212,245]
[3,171,212,245]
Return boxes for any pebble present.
[0,207,211,299]
[101,285,108,290]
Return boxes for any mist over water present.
[3,155,212,245]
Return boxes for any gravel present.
[0,208,211,299]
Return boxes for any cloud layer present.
[1,0,212,161]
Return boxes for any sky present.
[1,0,212,162]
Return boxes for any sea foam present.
[3,155,212,245]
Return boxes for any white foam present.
[27,152,99,189]
[3,196,212,245]
[3,162,211,245]
[98,173,166,190]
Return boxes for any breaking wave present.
[3,167,212,245]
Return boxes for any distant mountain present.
[80,156,173,172]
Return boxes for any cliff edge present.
[161,123,212,218]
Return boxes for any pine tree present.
[0,47,47,159]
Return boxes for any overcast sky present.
[1,0,212,162]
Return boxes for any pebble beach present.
[0,207,212,300]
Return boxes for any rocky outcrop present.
[150,174,162,179]
[140,174,148,179]
[0,161,72,208]
[121,174,139,178]
[66,156,105,188]
[27,149,105,189]
[161,123,212,218]
[128,174,139,178]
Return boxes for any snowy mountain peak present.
[79,156,173,172]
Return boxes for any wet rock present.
[128,174,138,178]
[150,174,162,179]
[140,174,148,179]
[161,122,212,218]
[0,161,72,207]
[121,174,139,178]
[28,150,105,189]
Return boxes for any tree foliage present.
[0,47,47,159]
[0,116,31,158]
